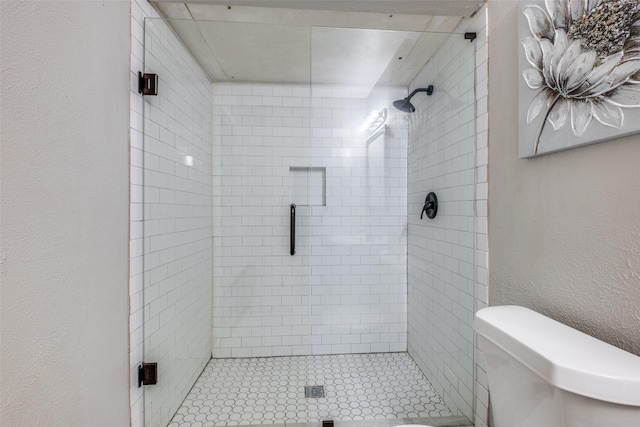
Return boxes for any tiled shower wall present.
[406,31,478,420]
[212,83,408,358]
[130,8,213,427]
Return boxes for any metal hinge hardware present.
[138,362,158,387]
[138,72,158,96]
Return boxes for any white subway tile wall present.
[406,32,477,420]
[212,82,409,358]
[140,18,213,427]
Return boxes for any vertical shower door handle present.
[290,204,296,256]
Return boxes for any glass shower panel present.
[142,15,477,427]
[307,26,477,424]
[209,20,315,427]
[308,25,413,358]
[142,17,317,427]
[142,18,215,427]
[208,20,318,427]
[305,26,415,424]
[404,33,477,421]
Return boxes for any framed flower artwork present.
[518,0,640,158]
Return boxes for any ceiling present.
[152,0,485,17]
[150,1,484,92]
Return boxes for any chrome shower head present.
[392,85,434,113]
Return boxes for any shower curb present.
[230,415,472,427]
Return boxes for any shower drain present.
[304,385,325,398]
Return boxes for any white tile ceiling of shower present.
[168,352,452,426]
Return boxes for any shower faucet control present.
[421,192,438,219]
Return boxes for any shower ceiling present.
[151,1,483,90]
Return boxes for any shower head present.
[393,85,434,113]
[392,98,416,113]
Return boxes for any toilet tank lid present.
[475,305,640,406]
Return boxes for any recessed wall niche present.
[289,167,326,206]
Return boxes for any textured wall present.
[488,0,640,356]
[212,82,408,358]
[0,1,131,426]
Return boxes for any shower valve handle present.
[421,202,433,219]
[421,192,438,219]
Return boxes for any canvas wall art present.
[518,0,640,158]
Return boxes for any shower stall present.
[141,8,479,427]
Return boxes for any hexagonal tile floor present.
[168,352,452,426]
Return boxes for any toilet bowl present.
[475,306,640,427]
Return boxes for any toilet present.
[475,305,640,427]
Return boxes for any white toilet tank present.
[475,306,640,427]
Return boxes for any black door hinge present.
[138,362,158,387]
[464,32,477,42]
[138,72,158,96]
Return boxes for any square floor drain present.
[304,385,325,398]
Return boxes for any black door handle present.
[290,204,296,256]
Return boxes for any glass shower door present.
[142,17,215,427]
[142,17,316,427]
[207,19,315,427]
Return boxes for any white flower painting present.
[518,0,640,158]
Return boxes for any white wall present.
[0,1,131,426]
[212,82,408,358]
[488,0,640,356]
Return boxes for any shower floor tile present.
[168,352,452,426]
